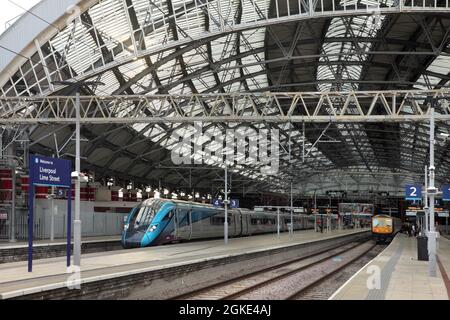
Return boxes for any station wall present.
[10,199,137,240]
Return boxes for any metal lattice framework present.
[0,0,450,196]
[0,90,449,123]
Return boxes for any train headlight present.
[149,225,158,232]
[124,224,129,231]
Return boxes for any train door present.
[186,209,192,240]
[235,211,241,236]
[237,210,243,236]
[243,213,249,235]
[173,208,179,240]
[176,205,192,240]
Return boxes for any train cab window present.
[129,205,155,230]
[163,210,174,221]
[373,218,392,227]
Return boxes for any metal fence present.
[0,206,128,241]
[0,219,8,240]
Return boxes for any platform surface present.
[0,228,368,299]
[330,233,450,300]
[0,236,120,250]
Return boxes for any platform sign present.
[30,155,71,187]
[28,155,72,273]
[57,188,66,198]
[405,184,422,200]
[442,185,450,201]
[230,199,239,209]
[212,199,223,207]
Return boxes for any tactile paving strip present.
[365,245,403,300]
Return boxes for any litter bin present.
[417,236,428,261]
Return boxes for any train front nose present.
[122,230,145,248]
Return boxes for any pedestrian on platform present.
[436,221,441,235]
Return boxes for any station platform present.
[0,236,120,250]
[0,228,369,299]
[0,236,122,264]
[330,233,450,300]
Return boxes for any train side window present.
[211,217,230,225]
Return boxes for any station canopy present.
[0,0,449,197]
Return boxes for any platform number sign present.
[405,184,422,200]
[442,185,450,201]
[212,199,223,207]
[57,188,66,198]
[230,199,239,209]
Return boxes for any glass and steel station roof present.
[0,0,449,197]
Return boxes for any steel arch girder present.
[3,1,450,93]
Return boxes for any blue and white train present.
[121,199,314,248]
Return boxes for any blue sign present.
[57,188,66,198]
[230,199,239,209]
[405,184,422,200]
[212,199,223,207]
[28,155,72,273]
[30,155,71,187]
[443,185,450,201]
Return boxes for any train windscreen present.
[373,217,392,228]
[128,200,164,232]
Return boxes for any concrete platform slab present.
[330,233,450,300]
[0,236,120,249]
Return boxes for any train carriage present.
[122,199,314,248]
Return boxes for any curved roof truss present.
[0,0,449,197]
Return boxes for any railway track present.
[292,244,386,300]
[173,239,377,300]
